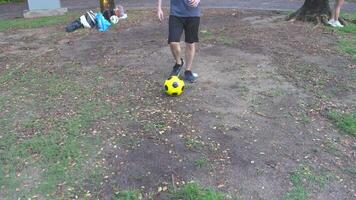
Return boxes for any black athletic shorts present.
[168,15,200,44]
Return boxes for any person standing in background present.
[157,0,201,83]
[328,0,345,28]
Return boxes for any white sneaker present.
[328,19,336,27]
[334,20,344,28]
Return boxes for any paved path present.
[1,0,355,19]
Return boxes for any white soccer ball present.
[110,16,119,24]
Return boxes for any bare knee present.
[170,42,180,48]
[186,43,195,50]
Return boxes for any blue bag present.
[95,12,111,32]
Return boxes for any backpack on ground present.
[80,10,97,28]
[65,19,83,32]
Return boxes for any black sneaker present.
[184,70,198,83]
[170,58,184,76]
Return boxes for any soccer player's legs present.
[169,16,185,76]
[183,17,200,82]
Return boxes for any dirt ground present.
[0,9,355,200]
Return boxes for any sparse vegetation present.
[0,11,80,32]
[0,7,355,200]
[284,165,329,200]
[195,157,208,168]
[170,182,224,200]
[114,190,142,200]
[0,0,23,4]
[327,110,356,136]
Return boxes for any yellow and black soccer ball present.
[164,76,185,96]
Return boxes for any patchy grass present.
[284,63,331,97]
[284,165,329,200]
[114,190,142,200]
[0,63,115,198]
[338,39,356,61]
[195,157,208,168]
[124,9,152,24]
[342,167,356,175]
[284,185,309,200]
[340,12,356,28]
[1,8,355,199]
[261,88,284,97]
[0,0,23,3]
[352,69,356,80]
[200,28,237,45]
[217,34,237,45]
[300,112,311,124]
[230,83,250,96]
[0,11,80,32]
[327,110,356,136]
[0,101,109,198]
[322,138,342,156]
[200,29,215,41]
[185,138,204,150]
[336,13,356,60]
[338,22,356,34]
[118,135,141,150]
[169,182,224,200]
[143,121,166,132]
[337,12,356,34]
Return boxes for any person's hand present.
[157,8,164,22]
[188,0,200,7]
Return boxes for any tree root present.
[286,9,301,22]
[286,0,332,26]
[287,6,353,27]
[288,12,330,25]
[287,9,353,27]
[338,18,348,26]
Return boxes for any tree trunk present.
[99,0,115,12]
[288,0,331,24]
